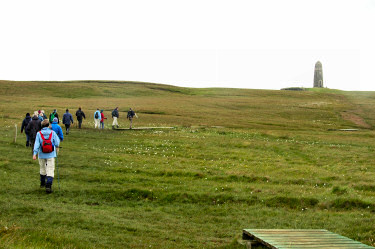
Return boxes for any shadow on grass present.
[322,198,375,211]
[21,186,375,213]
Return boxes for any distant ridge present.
[281,87,306,91]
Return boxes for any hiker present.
[112,107,119,129]
[26,111,42,154]
[51,118,64,142]
[62,109,74,134]
[41,110,47,120]
[127,108,137,129]
[94,108,101,129]
[75,107,86,129]
[49,109,59,124]
[33,119,60,194]
[100,109,107,129]
[38,110,44,121]
[21,113,32,147]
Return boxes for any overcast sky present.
[1,0,374,91]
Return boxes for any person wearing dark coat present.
[21,113,32,147]
[111,107,119,129]
[75,107,86,129]
[127,108,137,129]
[62,109,74,134]
[26,112,42,154]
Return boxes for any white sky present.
[0,0,374,91]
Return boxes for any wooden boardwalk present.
[242,229,374,249]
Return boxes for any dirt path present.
[341,111,371,128]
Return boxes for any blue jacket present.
[62,112,74,125]
[94,110,101,120]
[51,122,64,141]
[33,128,60,159]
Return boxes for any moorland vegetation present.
[0,80,374,248]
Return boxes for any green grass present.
[0,80,375,248]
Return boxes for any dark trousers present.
[65,124,71,133]
[30,139,35,154]
[78,119,82,128]
[25,134,30,146]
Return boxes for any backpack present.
[127,110,134,118]
[39,131,54,153]
[50,112,56,122]
[95,112,99,119]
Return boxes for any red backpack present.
[39,131,54,153]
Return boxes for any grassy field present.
[0,80,375,248]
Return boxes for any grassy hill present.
[0,80,374,248]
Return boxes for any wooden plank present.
[243,229,375,249]
[256,236,361,239]
[264,240,370,245]
[263,239,367,243]
[274,246,371,248]
[262,241,371,248]
[275,246,372,249]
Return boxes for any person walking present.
[100,109,107,129]
[38,110,44,121]
[33,119,60,194]
[75,107,86,129]
[49,109,59,124]
[51,117,64,142]
[26,111,42,154]
[62,109,74,134]
[94,108,101,129]
[21,113,32,147]
[41,110,47,120]
[112,107,119,129]
[127,108,137,129]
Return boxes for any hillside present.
[1,80,374,130]
[0,80,374,248]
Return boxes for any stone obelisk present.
[313,61,323,88]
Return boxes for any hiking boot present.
[112,125,115,129]
[40,174,46,188]
[45,183,52,194]
[26,141,29,147]
[46,176,53,193]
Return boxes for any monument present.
[313,61,323,88]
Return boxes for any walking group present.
[21,107,137,194]
[94,107,137,130]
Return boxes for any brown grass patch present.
[341,111,371,128]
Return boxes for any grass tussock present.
[322,198,375,211]
[265,196,319,209]
[354,184,375,192]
